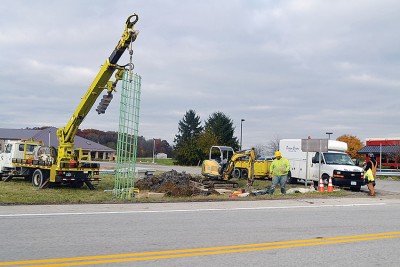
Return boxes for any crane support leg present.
[85,180,96,190]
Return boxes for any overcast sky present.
[1,0,399,149]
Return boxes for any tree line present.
[30,121,388,167]
[76,129,174,158]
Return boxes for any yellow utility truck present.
[234,157,272,180]
[0,14,140,189]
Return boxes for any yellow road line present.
[2,231,400,267]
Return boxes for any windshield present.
[323,152,355,166]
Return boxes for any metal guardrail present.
[376,169,400,176]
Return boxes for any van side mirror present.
[312,157,318,164]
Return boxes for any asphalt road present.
[1,198,400,266]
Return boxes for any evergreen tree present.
[204,111,239,150]
[174,110,203,165]
[174,110,203,144]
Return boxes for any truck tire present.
[32,169,45,187]
[241,169,248,179]
[232,169,241,179]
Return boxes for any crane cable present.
[128,34,135,83]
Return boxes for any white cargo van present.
[280,139,365,191]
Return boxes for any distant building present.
[0,127,115,161]
[156,153,168,159]
[358,137,400,169]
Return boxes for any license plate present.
[351,181,356,185]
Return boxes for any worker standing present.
[368,153,377,178]
[365,154,376,196]
[268,151,290,194]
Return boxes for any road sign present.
[301,139,328,152]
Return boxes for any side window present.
[210,148,221,162]
[313,152,324,163]
[26,144,36,152]
[19,144,24,151]
[315,152,320,163]
[5,144,12,153]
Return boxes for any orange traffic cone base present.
[318,177,325,192]
[327,177,334,193]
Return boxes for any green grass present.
[0,175,124,205]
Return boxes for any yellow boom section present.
[56,14,139,163]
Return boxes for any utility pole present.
[152,138,156,164]
[240,119,245,150]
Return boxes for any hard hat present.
[368,153,375,158]
[274,151,282,157]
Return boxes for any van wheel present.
[322,174,330,185]
[32,169,44,187]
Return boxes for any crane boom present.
[56,14,139,163]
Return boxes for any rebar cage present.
[114,70,141,199]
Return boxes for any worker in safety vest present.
[368,153,377,178]
[268,151,290,194]
[365,153,376,196]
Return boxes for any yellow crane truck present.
[201,146,272,188]
[0,14,139,189]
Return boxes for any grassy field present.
[0,173,356,205]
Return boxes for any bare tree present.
[265,134,281,156]
[253,144,267,158]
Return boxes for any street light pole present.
[326,132,333,140]
[240,119,245,150]
[152,138,155,164]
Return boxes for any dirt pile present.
[135,170,206,197]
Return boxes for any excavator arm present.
[223,148,256,185]
[56,14,139,163]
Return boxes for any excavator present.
[201,146,256,188]
[2,14,139,189]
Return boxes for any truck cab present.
[0,140,41,180]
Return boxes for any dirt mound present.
[135,170,205,197]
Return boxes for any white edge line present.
[0,203,387,218]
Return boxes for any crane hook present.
[126,14,139,28]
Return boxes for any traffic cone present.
[318,177,325,192]
[327,176,334,193]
